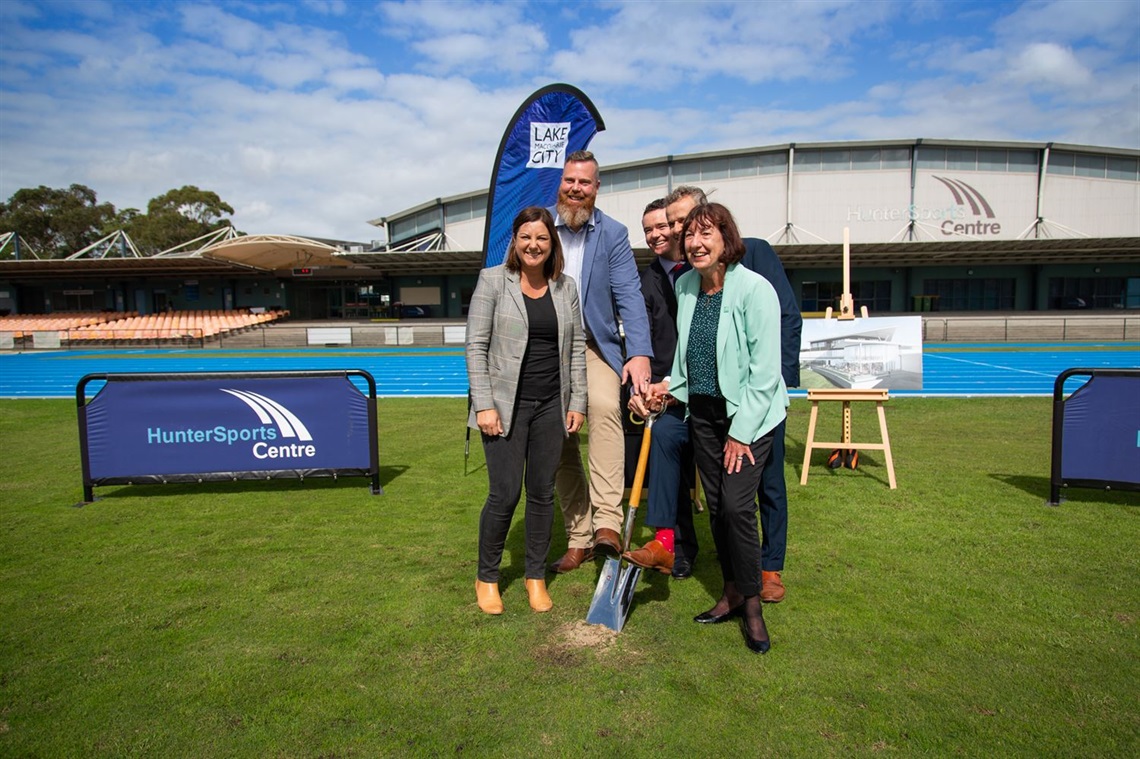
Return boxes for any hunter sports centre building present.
[1,137,1138,320]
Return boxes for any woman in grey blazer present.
[466,207,587,615]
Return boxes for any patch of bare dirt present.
[533,620,621,668]
[557,620,619,651]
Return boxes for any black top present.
[519,288,560,402]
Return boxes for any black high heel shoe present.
[741,622,771,654]
[693,603,743,624]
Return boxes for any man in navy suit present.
[659,186,801,601]
[548,151,653,573]
[624,198,698,578]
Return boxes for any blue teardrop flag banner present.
[482,84,604,267]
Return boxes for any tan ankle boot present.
[475,580,503,615]
[525,578,552,613]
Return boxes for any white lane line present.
[925,353,1056,377]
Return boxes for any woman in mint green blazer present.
[649,203,788,654]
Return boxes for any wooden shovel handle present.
[628,419,653,512]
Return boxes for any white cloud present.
[996,0,1140,48]
[379,1,549,75]
[0,0,1136,244]
[1008,42,1094,89]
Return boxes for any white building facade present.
[375,139,1139,316]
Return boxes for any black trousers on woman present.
[687,394,774,598]
[478,394,564,582]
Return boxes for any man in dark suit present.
[661,186,802,602]
[623,199,698,578]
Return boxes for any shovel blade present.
[585,557,643,631]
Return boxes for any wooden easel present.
[799,229,898,489]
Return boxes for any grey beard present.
[556,201,593,231]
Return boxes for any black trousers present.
[477,395,564,582]
[688,395,774,598]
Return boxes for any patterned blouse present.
[686,288,722,398]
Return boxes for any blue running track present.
[0,343,1137,399]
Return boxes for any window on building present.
[672,160,701,183]
[851,148,880,170]
[49,289,97,311]
[1106,156,1140,181]
[924,278,1015,310]
[793,149,822,172]
[1007,150,1038,173]
[822,150,851,171]
[702,157,732,180]
[640,163,668,186]
[1047,151,1075,175]
[1047,276,1127,309]
[390,206,443,244]
[800,280,892,313]
[758,152,788,174]
[606,167,639,192]
[916,147,946,169]
[1074,153,1107,178]
[977,149,1007,171]
[1048,150,1138,180]
[598,164,669,193]
[947,148,977,170]
[729,155,760,178]
[444,197,476,225]
[881,147,911,169]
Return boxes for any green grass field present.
[1,397,1137,757]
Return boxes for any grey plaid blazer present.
[465,265,587,437]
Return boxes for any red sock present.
[655,528,675,554]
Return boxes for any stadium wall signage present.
[846,175,1003,236]
[76,371,381,504]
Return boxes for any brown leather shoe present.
[761,570,786,603]
[548,547,593,574]
[623,540,674,574]
[593,528,622,558]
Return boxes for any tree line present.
[0,184,236,259]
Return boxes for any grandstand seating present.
[0,312,131,339]
[0,309,288,345]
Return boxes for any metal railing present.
[3,314,1137,351]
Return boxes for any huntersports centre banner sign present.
[482,83,604,267]
[77,371,381,502]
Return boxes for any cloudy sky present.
[1,0,1137,243]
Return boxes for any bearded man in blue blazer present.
[548,151,654,573]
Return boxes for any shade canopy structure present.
[195,234,358,271]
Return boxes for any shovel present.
[586,413,655,631]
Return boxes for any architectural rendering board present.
[800,316,924,390]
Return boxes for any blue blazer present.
[668,263,789,445]
[550,206,652,375]
[465,265,587,437]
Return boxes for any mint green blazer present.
[668,263,789,444]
